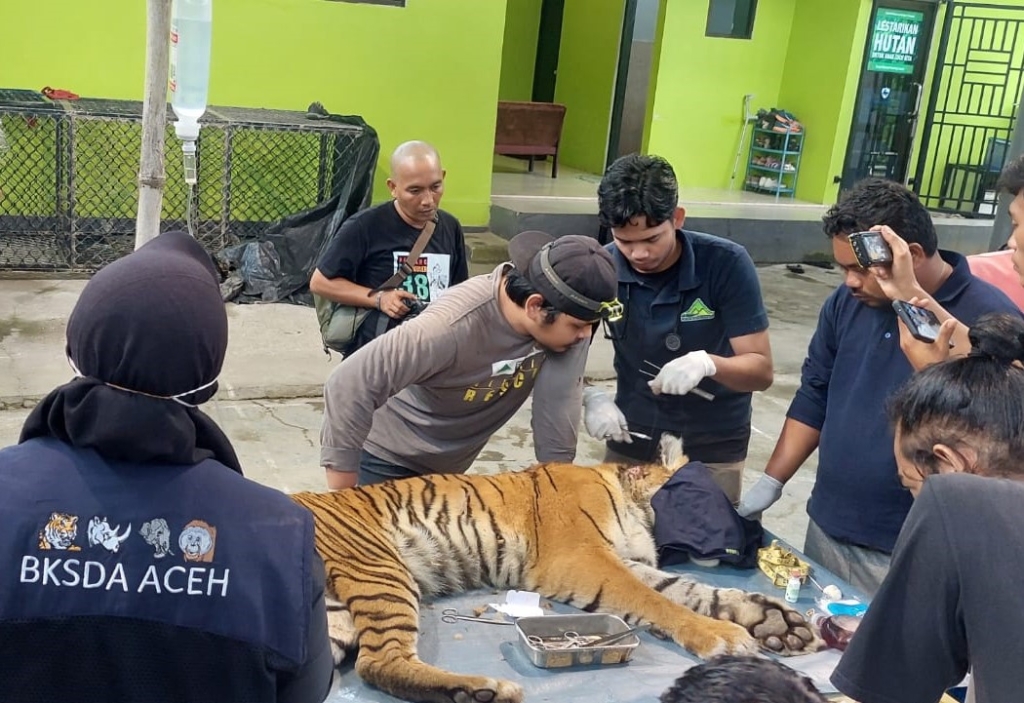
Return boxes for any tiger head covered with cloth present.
[291,435,820,703]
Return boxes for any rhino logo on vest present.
[179,520,216,563]
[140,518,174,559]
[87,516,132,553]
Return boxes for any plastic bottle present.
[784,569,802,603]
[169,0,212,184]
[808,611,863,651]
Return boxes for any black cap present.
[508,231,619,322]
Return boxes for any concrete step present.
[487,200,997,264]
[464,231,510,265]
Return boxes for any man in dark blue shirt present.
[737,178,1020,595]
[584,155,773,503]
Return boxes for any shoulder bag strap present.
[369,218,437,295]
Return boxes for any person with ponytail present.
[0,231,333,703]
[832,312,1024,703]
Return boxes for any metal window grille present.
[915,2,1024,218]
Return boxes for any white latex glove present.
[581,387,631,443]
[736,474,784,519]
[648,350,716,396]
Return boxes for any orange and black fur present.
[291,437,819,703]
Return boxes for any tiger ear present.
[658,434,687,472]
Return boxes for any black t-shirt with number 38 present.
[316,200,468,354]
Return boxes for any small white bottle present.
[784,569,802,603]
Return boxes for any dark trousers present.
[358,450,419,486]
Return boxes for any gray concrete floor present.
[0,261,844,548]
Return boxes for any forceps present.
[440,608,513,626]
[640,360,715,401]
[526,631,599,650]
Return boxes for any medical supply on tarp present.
[817,598,868,617]
[785,569,803,603]
[757,540,810,587]
[808,574,843,601]
[807,611,863,652]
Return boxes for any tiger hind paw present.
[451,679,523,703]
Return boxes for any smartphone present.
[892,300,943,343]
[849,231,893,268]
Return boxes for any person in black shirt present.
[833,313,1024,703]
[310,140,469,356]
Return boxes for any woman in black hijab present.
[0,231,333,703]
[22,228,239,468]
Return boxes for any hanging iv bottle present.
[169,0,212,185]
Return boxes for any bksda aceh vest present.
[0,437,330,703]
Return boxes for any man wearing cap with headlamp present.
[584,154,774,504]
[319,230,620,489]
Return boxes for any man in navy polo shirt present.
[584,154,774,504]
[737,178,1020,596]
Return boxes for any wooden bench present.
[494,101,567,178]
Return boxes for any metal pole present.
[990,89,1024,251]
[135,0,173,249]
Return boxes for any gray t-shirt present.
[832,472,1024,703]
[320,265,586,475]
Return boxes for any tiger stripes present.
[291,436,820,703]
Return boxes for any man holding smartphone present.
[879,152,1024,370]
[737,178,1018,595]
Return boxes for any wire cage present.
[0,89,376,271]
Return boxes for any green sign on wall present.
[868,8,924,74]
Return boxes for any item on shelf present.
[743,108,804,200]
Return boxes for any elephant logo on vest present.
[140,518,174,559]
[179,520,216,563]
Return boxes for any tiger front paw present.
[715,589,823,656]
[682,617,760,659]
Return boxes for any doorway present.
[532,0,565,102]
[839,0,938,192]
[607,0,660,167]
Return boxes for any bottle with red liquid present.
[809,611,863,651]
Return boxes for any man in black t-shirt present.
[310,141,469,355]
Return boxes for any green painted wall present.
[777,0,872,204]
[0,0,507,227]
[499,0,543,101]
[646,0,797,190]
[554,0,626,174]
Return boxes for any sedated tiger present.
[292,436,821,703]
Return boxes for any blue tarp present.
[324,536,861,702]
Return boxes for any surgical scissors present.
[640,360,715,401]
[440,608,514,626]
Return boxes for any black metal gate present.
[915,1,1024,218]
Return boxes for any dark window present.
[324,0,405,6]
[705,0,757,39]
